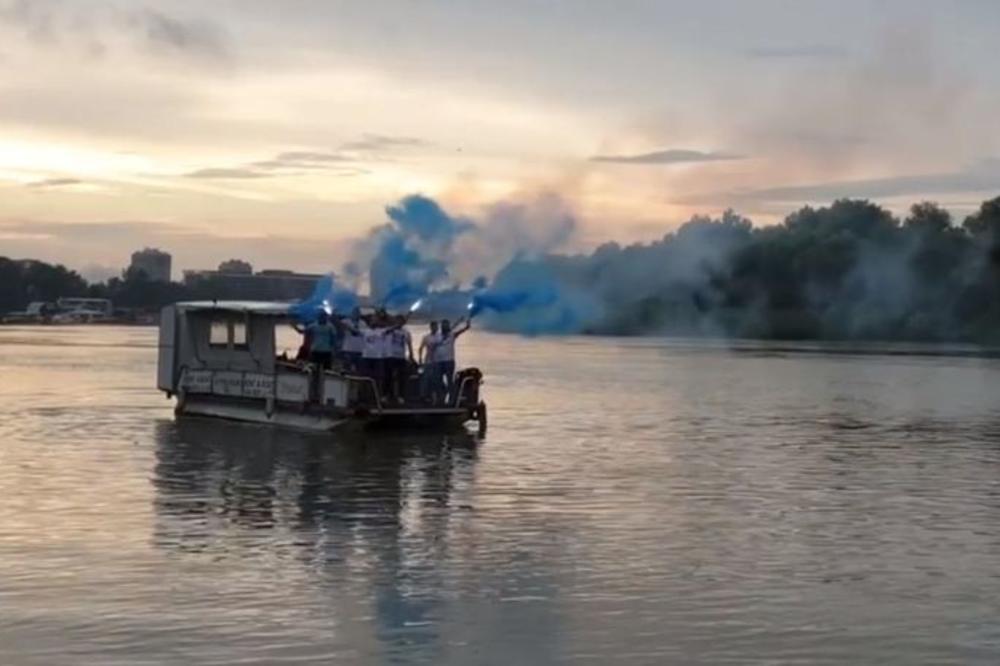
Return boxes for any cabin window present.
[232,321,248,348]
[210,320,229,347]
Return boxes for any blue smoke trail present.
[380,282,427,310]
[468,287,558,318]
[466,258,596,334]
[289,274,359,322]
[385,194,474,241]
[357,193,589,333]
[369,194,472,302]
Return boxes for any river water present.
[2,326,1000,665]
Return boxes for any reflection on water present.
[153,419,481,662]
[154,418,479,546]
[4,326,1000,664]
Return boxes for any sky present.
[1,0,999,281]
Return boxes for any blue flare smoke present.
[380,282,427,310]
[385,194,474,242]
[468,287,557,318]
[369,194,473,303]
[470,258,596,334]
[361,193,588,334]
[289,274,359,322]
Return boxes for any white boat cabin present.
[158,301,352,407]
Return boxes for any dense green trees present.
[0,261,189,315]
[491,195,1000,342]
[0,258,89,314]
[5,194,1000,342]
[95,267,191,310]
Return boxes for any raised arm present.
[386,316,409,333]
[335,317,359,335]
[453,318,472,338]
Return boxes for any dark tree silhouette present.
[486,194,1000,342]
[5,194,1000,342]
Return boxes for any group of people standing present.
[295,307,470,405]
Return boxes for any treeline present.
[0,257,88,314]
[0,262,323,315]
[0,262,197,314]
[489,195,1000,342]
[7,194,1000,342]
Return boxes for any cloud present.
[190,142,407,178]
[726,25,983,182]
[246,135,428,171]
[25,177,82,189]
[591,149,745,165]
[0,219,175,242]
[0,74,221,144]
[691,159,1000,205]
[340,133,427,152]
[191,149,370,179]
[745,45,848,60]
[0,0,56,42]
[240,136,428,173]
[0,1,230,64]
[128,8,230,62]
[0,218,351,275]
[184,167,273,179]
[274,150,350,163]
[251,151,352,170]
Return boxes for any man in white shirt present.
[385,315,414,404]
[338,307,364,372]
[436,317,471,404]
[360,308,410,403]
[418,321,441,402]
[360,312,387,401]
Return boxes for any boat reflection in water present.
[151,417,488,661]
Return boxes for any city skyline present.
[1,0,999,280]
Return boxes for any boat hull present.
[177,394,476,433]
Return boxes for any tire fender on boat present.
[175,389,187,415]
[475,401,488,436]
[265,396,275,419]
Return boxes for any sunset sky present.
[1,0,999,280]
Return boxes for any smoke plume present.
[314,191,1000,342]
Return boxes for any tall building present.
[130,248,172,282]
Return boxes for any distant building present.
[130,248,172,282]
[182,267,325,301]
[218,259,253,275]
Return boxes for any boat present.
[156,301,487,433]
[1,301,54,324]
[2,297,114,325]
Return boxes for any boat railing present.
[451,375,476,408]
[341,373,384,411]
[176,362,478,414]
[340,368,479,412]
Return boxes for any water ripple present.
[2,328,1000,663]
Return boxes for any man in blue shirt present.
[305,311,337,370]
